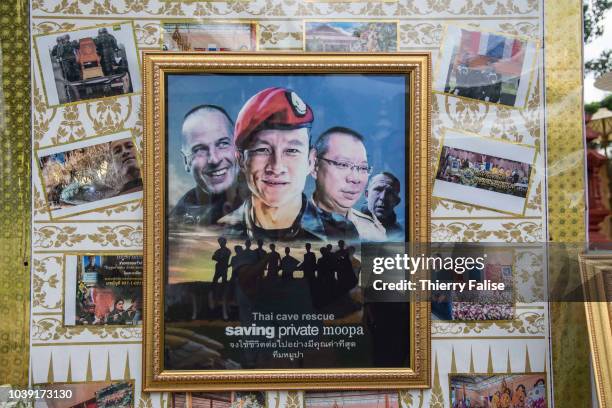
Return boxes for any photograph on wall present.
[434,25,538,108]
[450,374,547,408]
[304,391,399,408]
[34,22,141,107]
[33,381,134,408]
[231,392,266,408]
[304,21,398,52]
[162,73,410,371]
[431,250,515,321]
[161,21,257,51]
[173,392,231,408]
[36,130,142,219]
[433,129,536,215]
[64,254,142,326]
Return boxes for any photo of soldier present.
[217,87,325,241]
[95,27,121,76]
[362,172,404,240]
[169,105,247,227]
[36,22,141,106]
[309,127,386,241]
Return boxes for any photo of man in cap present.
[309,127,386,241]
[217,87,325,241]
[169,105,247,226]
[362,171,404,240]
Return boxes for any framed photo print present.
[434,25,538,109]
[433,129,536,216]
[161,21,258,52]
[36,130,143,219]
[33,21,142,107]
[142,52,430,390]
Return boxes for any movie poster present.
[64,254,142,326]
[163,75,410,370]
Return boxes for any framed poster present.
[142,53,430,390]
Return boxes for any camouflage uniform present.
[95,28,120,76]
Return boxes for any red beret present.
[234,87,314,149]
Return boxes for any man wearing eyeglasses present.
[217,87,326,241]
[309,127,386,241]
[169,105,247,226]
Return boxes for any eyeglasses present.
[317,156,372,175]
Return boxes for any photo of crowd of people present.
[304,21,398,52]
[451,374,547,408]
[431,252,514,321]
[162,22,257,52]
[436,26,537,108]
[35,22,141,106]
[436,146,531,198]
[70,255,142,326]
[433,129,536,215]
[37,131,143,218]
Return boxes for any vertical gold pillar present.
[544,0,591,406]
[0,0,31,387]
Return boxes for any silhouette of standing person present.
[315,246,335,307]
[299,243,317,280]
[267,243,281,278]
[280,247,299,279]
[255,239,267,260]
[212,237,231,284]
[335,239,348,260]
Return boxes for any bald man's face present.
[110,138,140,181]
[182,110,238,195]
[366,174,400,220]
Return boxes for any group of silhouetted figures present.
[212,237,360,309]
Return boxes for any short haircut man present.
[170,105,245,226]
[110,138,142,194]
[217,87,324,241]
[363,172,403,240]
[310,127,386,241]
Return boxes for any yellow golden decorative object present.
[0,0,31,388]
[579,254,612,408]
[544,0,590,406]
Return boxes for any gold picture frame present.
[578,253,612,407]
[142,52,431,391]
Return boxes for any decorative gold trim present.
[142,51,431,391]
[544,1,589,407]
[0,0,30,388]
[579,253,612,408]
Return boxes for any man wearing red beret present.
[217,87,326,241]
